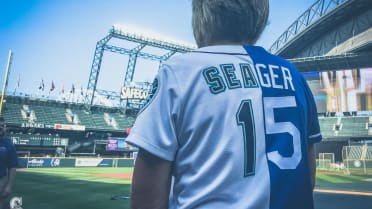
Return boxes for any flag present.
[61,84,64,94]
[39,79,45,91]
[16,74,20,88]
[70,84,75,94]
[50,81,55,91]
[80,86,84,96]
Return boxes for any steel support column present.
[85,34,112,106]
[123,44,146,87]
[85,25,195,110]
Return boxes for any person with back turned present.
[127,0,322,208]
[0,116,17,209]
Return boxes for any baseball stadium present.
[1,0,372,208]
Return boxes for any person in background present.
[0,116,17,209]
[127,0,322,208]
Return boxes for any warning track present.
[89,173,133,179]
[314,189,372,196]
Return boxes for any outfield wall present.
[17,157,134,168]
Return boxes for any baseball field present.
[12,168,372,209]
[13,167,133,209]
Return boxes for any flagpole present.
[0,50,13,115]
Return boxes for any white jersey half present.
[126,45,322,209]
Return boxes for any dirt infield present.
[315,189,372,196]
[317,170,372,175]
[89,173,133,179]
[316,171,345,175]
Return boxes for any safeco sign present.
[120,87,148,100]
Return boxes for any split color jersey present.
[126,45,322,209]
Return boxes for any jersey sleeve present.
[301,76,322,144]
[126,65,181,161]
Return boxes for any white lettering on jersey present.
[203,63,296,94]
[255,64,295,91]
[264,96,302,169]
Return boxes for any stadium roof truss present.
[84,25,195,108]
[289,51,372,72]
[85,0,371,110]
[270,0,372,72]
[269,0,350,55]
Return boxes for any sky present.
[0,0,316,101]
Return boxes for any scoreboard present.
[106,137,132,151]
[106,137,139,152]
[11,134,69,146]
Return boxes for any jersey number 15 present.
[236,96,301,176]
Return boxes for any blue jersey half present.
[244,46,321,209]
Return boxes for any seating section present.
[3,96,135,131]
[90,112,113,130]
[319,117,337,137]
[338,116,368,137]
[2,96,371,136]
[2,103,25,124]
[72,108,95,127]
[30,105,69,125]
[319,116,369,138]
[111,112,136,130]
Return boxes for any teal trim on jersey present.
[239,63,259,88]
[220,64,242,89]
[202,66,226,94]
[138,77,160,115]
[236,99,256,177]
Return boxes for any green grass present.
[315,171,372,192]
[316,173,372,183]
[12,167,372,209]
[13,167,133,209]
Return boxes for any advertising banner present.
[18,158,75,168]
[54,124,85,131]
[75,158,113,167]
[17,158,132,168]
